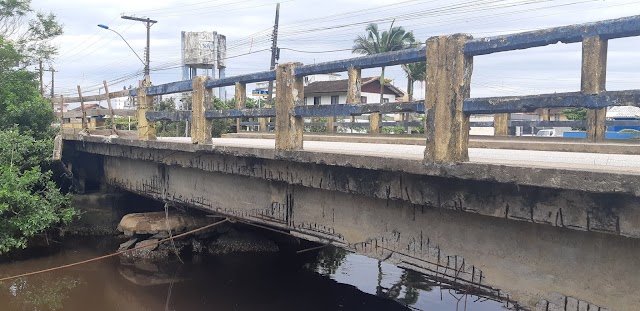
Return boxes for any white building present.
[303,76,404,105]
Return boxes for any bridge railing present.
[111,15,640,162]
[52,82,136,131]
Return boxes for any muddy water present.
[0,237,509,311]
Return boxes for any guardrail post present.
[191,76,212,144]
[235,82,246,133]
[347,67,361,131]
[582,36,607,142]
[275,62,304,151]
[102,81,117,132]
[77,85,87,130]
[137,85,156,141]
[424,34,473,163]
[494,113,510,136]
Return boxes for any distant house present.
[303,76,405,106]
[64,103,110,130]
[607,106,640,131]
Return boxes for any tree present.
[0,129,75,253]
[0,11,73,253]
[353,22,416,104]
[0,1,63,66]
[401,61,426,101]
[563,108,587,121]
[0,36,54,137]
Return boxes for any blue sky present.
[33,0,640,100]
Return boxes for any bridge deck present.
[155,137,640,175]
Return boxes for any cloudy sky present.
[32,0,640,100]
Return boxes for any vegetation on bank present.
[0,1,76,254]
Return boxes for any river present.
[0,237,510,311]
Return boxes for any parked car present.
[536,127,571,137]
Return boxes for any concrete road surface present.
[156,137,640,174]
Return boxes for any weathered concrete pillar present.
[347,67,361,131]
[424,34,473,163]
[235,82,246,133]
[275,62,304,151]
[191,76,212,144]
[494,113,510,136]
[326,116,335,133]
[137,86,156,141]
[369,112,381,134]
[582,36,608,143]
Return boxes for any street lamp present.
[97,15,156,86]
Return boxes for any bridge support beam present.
[191,76,212,144]
[137,85,156,141]
[235,82,246,133]
[347,67,361,132]
[494,113,510,136]
[424,34,473,163]
[582,36,608,143]
[275,62,304,151]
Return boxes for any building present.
[607,106,640,131]
[63,103,110,130]
[303,76,404,106]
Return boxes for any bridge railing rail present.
[52,81,136,131]
[70,15,640,162]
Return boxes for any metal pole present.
[121,16,157,85]
[145,21,150,85]
[266,3,280,106]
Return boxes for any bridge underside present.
[63,136,640,310]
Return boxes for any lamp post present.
[97,15,156,86]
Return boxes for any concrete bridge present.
[57,15,640,311]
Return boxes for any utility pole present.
[44,67,56,99]
[121,15,157,86]
[266,3,280,106]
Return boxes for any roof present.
[70,103,109,111]
[607,106,640,118]
[304,77,405,97]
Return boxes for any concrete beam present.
[191,76,212,144]
[464,89,640,114]
[424,34,473,163]
[275,62,304,151]
[583,36,608,143]
[465,14,640,56]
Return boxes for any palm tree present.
[401,61,426,101]
[353,22,416,105]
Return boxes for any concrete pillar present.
[347,67,361,132]
[424,34,473,163]
[191,76,212,144]
[137,86,156,141]
[235,82,246,133]
[582,36,608,143]
[369,113,381,134]
[275,62,304,151]
[494,113,510,136]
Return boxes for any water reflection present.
[311,249,510,311]
[0,238,516,311]
[1,276,82,311]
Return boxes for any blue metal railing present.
[141,14,640,122]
